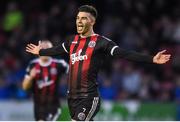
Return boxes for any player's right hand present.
[26,41,42,55]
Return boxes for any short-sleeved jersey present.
[25,58,68,108]
[40,34,152,99]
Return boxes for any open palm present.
[26,41,41,55]
[153,50,171,64]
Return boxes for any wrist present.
[152,56,156,63]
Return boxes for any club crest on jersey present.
[88,41,96,48]
[78,112,86,120]
[50,68,57,75]
[70,49,88,65]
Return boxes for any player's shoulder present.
[99,35,113,42]
[97,35,113,46]
[26,58,39,70]
[52,58,68,67]
[29,58,39,65]
[65,34,77,43]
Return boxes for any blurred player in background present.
[26,5,171,121]
[22,40,68,121]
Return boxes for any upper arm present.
[100,37,153,62]
[62,35,75,53]
[22,62,34,90]
[101,36,119,56]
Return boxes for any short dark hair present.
[78,5,98,19]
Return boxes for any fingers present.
[161,55,171,61]
[165,57,170,60]
[166,55,171,58]
[26,43,37,50]
[28,43,37,48]
[25,42,41,55]
[159,50,166,54]
[163,54,171,58]
[163,55,171,59]
[26,47,33,53]
[26,44,36,53]
[161,55,171,64]
[164,54,171,57]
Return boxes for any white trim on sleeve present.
[110,46,118,56]
[62,42,68,53]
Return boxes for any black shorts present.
[68,97,101,121]
[34,107,61,121]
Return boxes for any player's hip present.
[67,96,101,121]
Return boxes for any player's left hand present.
[153,50,171,64]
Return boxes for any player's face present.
[76,12,95,35]
[41,42,52,49]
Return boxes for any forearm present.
[22,77,33,90]
[39,44,66,56]
[113,47,153,63]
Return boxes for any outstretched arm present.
[26,41,68,56]
[112,47,170,64]
[102,37,171,64]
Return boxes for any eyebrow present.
[76,16,88,19]
[81,17,88,19]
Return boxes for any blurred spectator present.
[175,75,180,120]
[121,64,142,99]
[100,78,118,100]
[2,2,23,33]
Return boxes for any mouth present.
[77,24,84,31]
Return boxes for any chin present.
[77,31,83,34]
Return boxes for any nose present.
[77,20,81,23]
[77,18,82,23]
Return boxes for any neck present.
[80,28,95,38]
[39,57,52,67]
[40,57,51,63]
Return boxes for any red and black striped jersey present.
[40,34,153,99]
[25,58,68,107]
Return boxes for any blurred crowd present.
[0,0,180,103]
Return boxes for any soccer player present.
[22,40,68,121]
[25,5,171,121]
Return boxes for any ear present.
[91,20,95,26]
[90,17,96,26]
